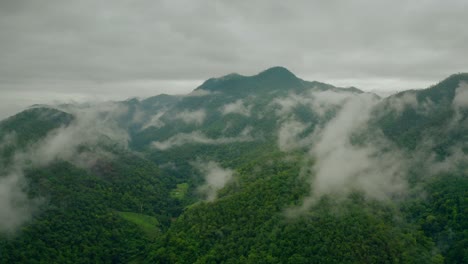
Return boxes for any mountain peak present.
[256,66,297,79]
[195,66,303,93]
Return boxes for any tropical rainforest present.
[0,67,467,263]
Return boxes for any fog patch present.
[131,108,145,124]
[221,99,251,116]
[452,82,468,123]
[426,145,468,175]
[0,171,41,234]
[175,109,206,125]
[286,94,409,214]
[0,133,17,151]
[0,103,130,233]
[311,94,407,199]
[28,103,129,167]
[141,111,166,130]
[186,89,215,97]
[193,161,233,202]
[384,92,418,115]
[152,131,253,150]
[240,126,253,137]
[310,90,354,116]
[277,120,308,152]
[275,90,360,153]
[453,82,468,108]
[273,90,354,118]
[273,93,311,117]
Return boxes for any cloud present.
[26,103,129,166]
[0,103,130,233]
[310,95,399,197]
[221,99,252,116]
[275,89,363,152]
[383,92,419,115]
[277,119,308,152]
[429,146,468,175]
[273,90,354,118]
[186,89,215,97]
[0,132,17,152]
[152,131,253,150]
[174,109,206,125]
[0,170,41,234]
[273,93,310,117]
[283,93,410,213]
[141,111,166,130]
[193,161,233,201]
[453,82,468,109]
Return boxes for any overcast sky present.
[1,0,468,119]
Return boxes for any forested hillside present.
[0,67,467,263]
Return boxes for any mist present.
[0,102,130,233]
[222,99,252,116]
[152,130,254,150]
[174,109,206,125]
[309,94,407,201]
[275,91,416,213]
[193,161,234,202]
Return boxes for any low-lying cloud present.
[0,102,130,233]
[221,99,251,116]
[279,92,412,213]
[273,90,354,118]
[0,170,41,234]
[193,161,233,202]
[174,109,206,125]
[453,82,468,108]
[452,82,468,122]
[383,92,418,115]
[152,130,253,150]
[309,94,407,199]
[141,111,166,130]
[277,119,309,152]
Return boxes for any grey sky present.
[1,0,467,119]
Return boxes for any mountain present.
[0,67,467,263]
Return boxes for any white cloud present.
[0,170,41,234]
[141,111,166,130]
[221,99,251,116]
[194,161,233,202]
[311,94,407,199]
[284,93,409,213]
[453,82,468,109]
[175,109,206,125]
[186,89,215,97]
[152,131,253,150]
[0,102,130,233]
[277,119,308,152]
[273,90,355,118]
[384,92,419,115]
[0,132,17,151]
